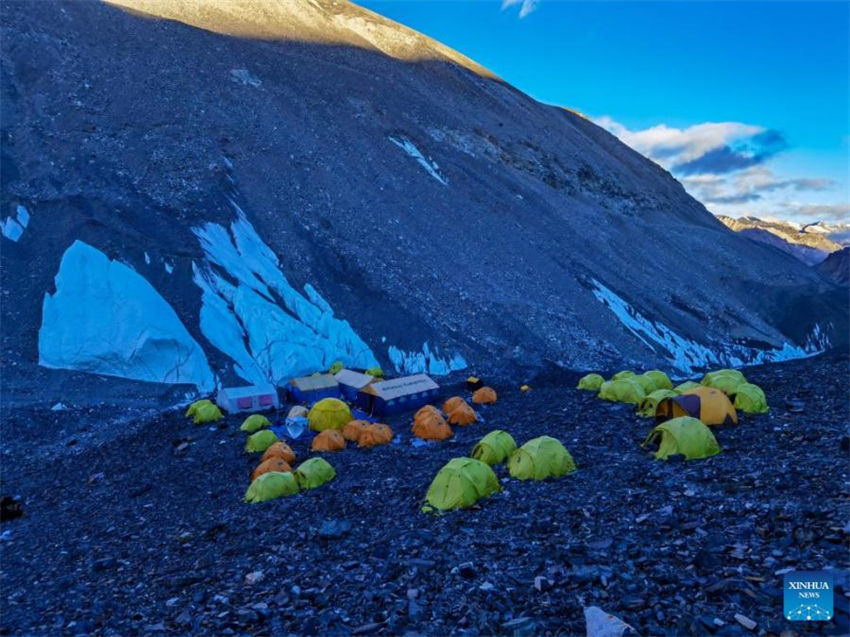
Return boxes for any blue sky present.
[360,0,849,224]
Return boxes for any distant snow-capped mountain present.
[716,215,848,265]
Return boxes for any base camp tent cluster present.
[576,367,769,461]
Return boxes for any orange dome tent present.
[251,458,292,481]
[261,441,296,465]
[442,396,466,414]
[342,419,370,442]
[472,387,497,404]
[447,402,478,426]
[312,429,346,452]
[656,386,738,427]
[412,407,453,441]
[358,423,394,448]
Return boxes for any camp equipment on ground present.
[217,384,279,413]
[520,384,531,392]
[442,396,466,414]
[365,366,384,378]
[733,383,769,414]
[294,457,336,490]
[656,386,738,426]
[674,381,701,392]
[240,414,271,433]
[577,373,605,391]
[508,436,576,480]
[261,441,296,464]
[251,458,292,481]
[472,387,498,404]
[185,399,213,418]
[358,423,394,448]
[355,374,440,417]
[597,378,646,404]
[636,389,679,418]
[412,406,453,441]
[642,417,721,460]
[244,471,299,503]
[447,402,478,426]
[328,361,344,374]
[289,374,340,404]
[312,429,346,452]
[308,398,352,431]
[188,401,223,424]
[612,371,635,380]
[423,457,500,512]
[701,369,747,395]
[245,429,280,453]
[335,369,376,401]
[342,419,370,442]
[643,370,673,390]
[466,376,484,391]
[288,406,308,419]
[470,430,517,465]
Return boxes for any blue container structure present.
[287,374,340,405]
[355,374,440,417]
[334,369,377,402]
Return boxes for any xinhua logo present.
[784,571,833,621]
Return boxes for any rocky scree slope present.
[0,0,846,403]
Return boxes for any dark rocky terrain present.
[1,0,847,403]
[816,248,850,286]
[1,353,848,636]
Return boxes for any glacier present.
[2,204,29,242]
[388,136,448,185]
[590,279,828,374]
[39,240,215,391]
[192,200,381,385]
[388,343,467,375]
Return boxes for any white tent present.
[216,384,280,413]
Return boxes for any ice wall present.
[39,241,215,391]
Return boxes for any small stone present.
[734,613,756,631]
[245,570,265,585]
[318,519,351,539]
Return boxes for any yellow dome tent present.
[656,386,738,426]
[598,378,646,404]
[244,471,300,503]
[642,417,721,460]
[636,389,679,418]
[508,436,576,481]
[733,383,769,414]
[423,457,500,512]
[308,398,352,432]
[701,369,747,395]
[470,430,517,465]
[577,373,605,391]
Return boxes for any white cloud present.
[595,116,762,167]
[501,0,540,19]
[596,115,846,224]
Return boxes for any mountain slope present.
[1,0,846,403]
[717,215,845,265]
[816,247,850,285]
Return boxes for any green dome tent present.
[245,429,280,453]
[637,389,679,418]
[733,383,769,414]
[185,399,212,418]
[294,457,336,490]
[598,378,646,404]
[423,457,500,512]
[328,361,344,374]
[508,436,576,481]
[701,369,747,395]
[643,370,673,390]
[641,417,721,460]
[577,373,605,391]
[244,471,300,503]
[612,370,635,380]
[470,430,517,465]
[240,414,271,433]
[308,398,352,432]
[674,381,701,392]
